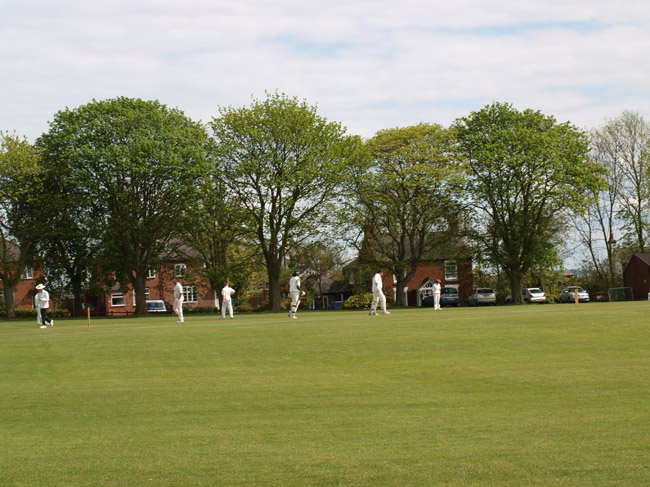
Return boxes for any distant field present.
[1,303,649,486]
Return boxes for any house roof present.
[326,280,353,295]
[632,253,650,267]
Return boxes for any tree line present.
[1,92,647,317]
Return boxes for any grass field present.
[1,303,649,486]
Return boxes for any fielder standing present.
[221,281,235,319]
[370,270,390,316]
[288,270,305,319]
[173,278,184,323]
[433,279,442,310]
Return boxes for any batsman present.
[288,270,305,319]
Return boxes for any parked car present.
[467,288,496,306]
[558,286,590,303]
[328,300,345,309]
[421,287,460,307]
[440,287,460,307]
[146,299,168,312]
[505,288,547,304]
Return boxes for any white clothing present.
[36,290,50,309]
[221,285,235,319]
[289,275,302,318]
[289,276,301,293]
[370,273,388,314]
[173,282,184,322]
[433,282,441,310]
[371,273,382,293]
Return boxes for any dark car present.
[328,300,345,309]
[440,287,460,307]
[422,287,460,307]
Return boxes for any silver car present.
[468,288,496,306]
[505,288,547,304]
[559,286,589,303]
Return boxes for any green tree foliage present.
[0,132,43,317]
[182,168,257,298]
[350,123,467,306]
[37,97,211,315]
[210,92,367,311]
[599,111,650,252]
[453,102,606,302]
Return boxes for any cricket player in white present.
[433,279,442,310]
[288,270,305,319]
[370,270,390,316]
[221,281,235,319]
[35,283,53,328]
[173,278,184,323]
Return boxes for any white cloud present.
[1,0,649,140]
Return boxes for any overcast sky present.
[2,0,649,142]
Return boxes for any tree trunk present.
[3,281,16,318]
[133,271,148,316]
[507,272,523,304]
[267,260,282,312]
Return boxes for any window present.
[133,288,151,305]
[111,293,125,307]
[147,268,156,279]
[183,285,198,303]
[21,267,34,279]
[175,264,186,278]
[444,260,458,281]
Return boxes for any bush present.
[184,306,217,314]
[344,293,373,309]
[235,303,253,312]
[13,308,71,319]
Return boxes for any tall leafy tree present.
[571,120,626,290]
[37,97,211,315]
[210,92,367,311]
[349,123,467,306]
[453,102,605,302]
[601,111,650,252]
[0,132,43,317]
[183,167,257,297]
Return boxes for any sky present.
[1,0,650,143]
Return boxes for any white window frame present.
[444,260,458,281]
[132,288,151,305]
[21,267,34,279]
[147,268,156,279]
[183,285,198,303]
[111,293,125,307]
[175,263,187,278]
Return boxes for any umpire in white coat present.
[35,283,53,328]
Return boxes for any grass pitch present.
[1,303,649,486]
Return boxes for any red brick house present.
[0,239,49,311]
[86,246,218,315]
[380,255,473,307]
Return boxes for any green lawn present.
[1,303,649,486]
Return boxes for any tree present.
[37,97,211,315]
[183,168,257,298]
[453,102,605,303]
[0,133,43,317]
[210,92,367,311]
[349,123,467,306]
[570,119,627,290]
[600,111,650,252]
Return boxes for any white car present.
[468,288,496,306]
[559,287,589,303]
[506,288,547,304]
